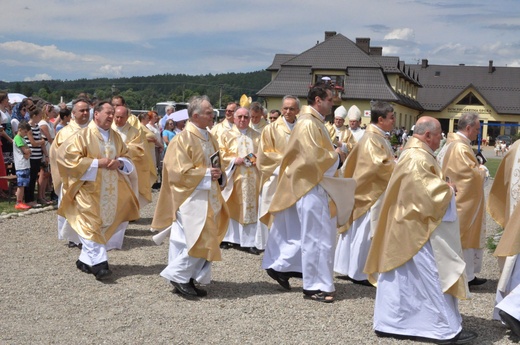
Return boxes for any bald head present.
[413,116,442,151]
[114,106,129,127]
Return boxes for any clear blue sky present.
[1,0,520,82]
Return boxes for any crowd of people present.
[1,83,519,344]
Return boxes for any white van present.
[154,101,189,117]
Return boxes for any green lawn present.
[486,158,501,178]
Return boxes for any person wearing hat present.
[347,105,365,142]
[325,105,356,154]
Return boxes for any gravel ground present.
[0,182,517,345]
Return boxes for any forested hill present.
[0,70,271,110]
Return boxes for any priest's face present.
[334,117,345,128]
[72,101,90,126]
[114,106,128,127]
[315,90,333,116]
[225,103,237,123]
[192,100,214,129]
[349,119,360,130]
[429,126,443,151]
[234,108,250,130]
[282,98,299,124]
[378,111,395,132]
[250,109,262,125]
[94,103,115,130]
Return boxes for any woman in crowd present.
[162,119,176,151]
[24,106,48,207]
[37,103,57,205]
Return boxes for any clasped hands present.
[99,157,122,170]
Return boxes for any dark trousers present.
[24,158,41,203]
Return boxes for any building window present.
[457,92,483,106]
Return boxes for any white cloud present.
[98,65,123,77]
[24,73,53,81]
[0,41,77,60]
[384,28,415,41]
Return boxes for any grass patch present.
[486,227,503,253]
[486,158,501,178]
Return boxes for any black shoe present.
[90,261,112,280]
[349,277,373,287]
[375,329,477,344]
[266,268,291,290]
[499,309,520,338]
[246,247,262,255]
[76,260,91,274]
[171,281,198,297]
[219,241,231,249]
[468,277,487,286]
[189,279,208,297]
[68,241,82,249]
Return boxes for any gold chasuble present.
[210,120,234,142]
[219,126,260,225]
[325,122,357,153]
[437,132,486,249]
[256,116,293,225]
[269,106,355,226]
[365,137,467,299]
[339,124,395,232]
[152,122,229,261]
[250,117,268,134]
[57,122,139,244]
[50,120,85,193]
[488,140,520,258]
[112,122,152,206]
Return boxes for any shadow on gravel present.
[110,264,164,279]
[335,283,377,300]
[469,279,498,294]
[124,228,155,237]
[121,237,157,250]
[462,314,515,344]
[130,217,153,225]
[206,280,295,299]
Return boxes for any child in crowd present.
[55,108,71,133]
[13,121,32,210]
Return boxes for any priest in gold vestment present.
[112,106,152,209]
[262,82,355,303]
[334,101,395,285]
[437,112,487,287]
[152,96,229,298]
[210,102,237,142]
[488,140,520,327]
[325,105,356,154]
[57,101,139,280]
[255,95,299,249]
[249,102,268,134]
[365,117,476,343]
[218,107,261,254]
[50,98,91,247]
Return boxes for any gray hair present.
[165,105,175,112]
[188,95,211,118]
[282,95,301,109]
[457,112,479,130]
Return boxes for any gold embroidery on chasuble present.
[99,137,118,234]
[236,133,258,224]
[200,138,221,216]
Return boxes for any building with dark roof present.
[409,60,520,140]
[258,31,519,140]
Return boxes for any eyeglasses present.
[269,116,278,120]
[236,115,249,119]
[226,110,234,113]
